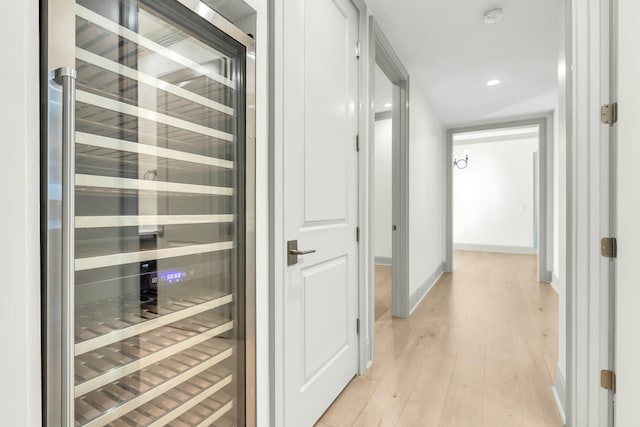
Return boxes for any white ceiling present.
[366,0,562,126]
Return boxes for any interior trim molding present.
[367,16,412,329]
[409,263,444,315]
[374,110,392,121]
[452,131,539,145]
[374,256,392,265]
[552,364,567,425]
[551,273,560,294]
[453,243,537,255]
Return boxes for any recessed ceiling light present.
[384,102,392,108]
[484,8,503,24]
[486,79,501,86]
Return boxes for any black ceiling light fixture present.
[453,150,470,169]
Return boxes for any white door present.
[282,0,360,425]
[616,0,640,425]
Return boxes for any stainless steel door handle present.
[287,240,316,265]
[288,249,317,255]
[55,66,77,427]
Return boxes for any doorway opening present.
[356,14,412,377]
[445,116,553,283]
[452,125,541,257]
[442,119,562,425]
[373,64,394,321]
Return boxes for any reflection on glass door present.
[45,0,255,425]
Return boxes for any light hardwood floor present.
[316,251,562,427]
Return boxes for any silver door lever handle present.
[288,249,316,255]
[287,240,316,265]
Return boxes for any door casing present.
[565,0,614,425]
[358,17,413,373]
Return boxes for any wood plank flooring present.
[316,251,562,427]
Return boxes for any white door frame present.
[269,0,368,424]
[444,114,554,283]
[565,0,614,425]
[357,16,412,371]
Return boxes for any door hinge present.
[356,318,360,334]
[356,227,360,243]
[356,135,360,152]
[601,237,617,258]
[601,103,618,125]
[601,369,616,393]
[356,42,361,59]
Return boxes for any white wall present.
[0,0,41,425]
[617,1,640,424]
[552,0,568,414]
[554,99,567,416]
[374,118,392,259]
[408,87,445,294]
[453,138,539,249]
[553,104,566,391]
[553,108,561,278]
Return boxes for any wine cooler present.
[42,0,256,425]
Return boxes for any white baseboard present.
[539,270,553,284]
[374,256,392,265]
[453,243,538,255]
[551,364,567,425]
[551,273,560,294]
[409,263,444,315]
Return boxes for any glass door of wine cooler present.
[43,1,255,426]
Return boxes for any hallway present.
[316,251,562,427]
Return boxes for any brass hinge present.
[601,369,616,393]
[356,318,360,334]
[356,135,360,152]
[601,103,618,125]
[601,237,617,258]
[356,227,360,243]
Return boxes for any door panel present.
[283,0,359,425]
[303,0,351,223]
[303,257,349,380]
